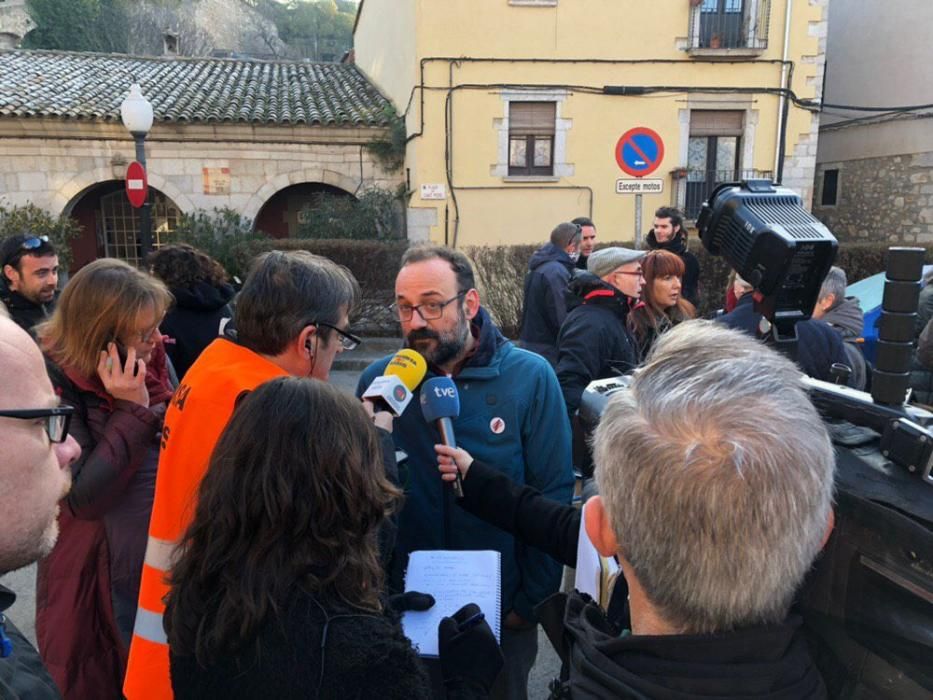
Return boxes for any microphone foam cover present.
[386,348,428,391]
[420,376,460,422]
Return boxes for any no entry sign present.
[615,127,664,178]
[125,161,148,208]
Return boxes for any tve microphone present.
[420,376,464,498]
[362,349,427,416]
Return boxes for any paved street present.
[2,366,562,698]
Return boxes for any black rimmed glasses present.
[315,322,361,351]
[0,405,75,443]
[391,291,467,322]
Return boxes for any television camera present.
[577,180,933,697]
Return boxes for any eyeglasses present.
[0,405,74,443]
[314,322,361,351]
[391,292,467,322]
[615,270,644,278]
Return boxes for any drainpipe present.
[774,0,793,179]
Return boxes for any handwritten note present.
[402,550,501,657]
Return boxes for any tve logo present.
[433,385,456,398]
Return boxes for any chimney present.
[0,0,36,49]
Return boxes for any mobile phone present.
[105,339,138,376]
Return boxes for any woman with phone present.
[35,258,174,699]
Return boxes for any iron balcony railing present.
[687,0,770,51]
[676,168,773,219]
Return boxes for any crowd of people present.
[0,214,920,699]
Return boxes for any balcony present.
[685,0,770,56]
[675,168,773,220]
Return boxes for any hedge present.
[228,237,924,339]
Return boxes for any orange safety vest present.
[123,338,287,699]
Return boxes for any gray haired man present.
[812,266,867,389]
[574,320,835,696]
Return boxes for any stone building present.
[0,49,401,269]
[812,0,933,244]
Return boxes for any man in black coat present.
[435,320,834,698]
[571,216,597,271]
[646,206,700,307]
[518,222,581,366]
[556,246,644,416]
[0,234,60,336]
[718,273,848,383]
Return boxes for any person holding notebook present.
[165,377,503,699]
[436,320,834,698]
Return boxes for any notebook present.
[401,549,502,657]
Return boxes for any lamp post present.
[120,83,154,260]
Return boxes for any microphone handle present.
[436,417,464,498]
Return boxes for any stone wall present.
[812,152,933,244]
[0,120,402,221]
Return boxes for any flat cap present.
[587,247,645,278]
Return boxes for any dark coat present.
[161,281,235,379]
[540,590,827,699]
[170,591,436,700]
[646,230,700,307]
[556,273,639,415]
[0,585,61,699]
[821,296,868,390]
[37,343,174,699]
[455,463,826,699]
[0,283,56,336]
[519,243,576,365]
[717,294,848,383]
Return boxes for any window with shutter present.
[508,102,556,176]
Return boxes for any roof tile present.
[0,49,391,127]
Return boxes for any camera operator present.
[437,320,835,698]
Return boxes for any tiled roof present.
[0,49,391,127]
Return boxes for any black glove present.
[438,603,504,694]
[387,591,436,615]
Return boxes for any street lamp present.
[120,83,154,260]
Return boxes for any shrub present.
[0,203,82,269]
[297,187,404,241]
[162,208,267,279]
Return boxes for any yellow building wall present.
[354,0,828,247]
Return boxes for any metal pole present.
[134,133,152,262]
[634,193,643,247]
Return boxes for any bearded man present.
[358,244,573,700]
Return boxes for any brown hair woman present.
[628,250,696,360]
[34,258,174,699]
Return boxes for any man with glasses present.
[124,251,370,700]
[556,247,646,417]
[0,234,60,335]
[0,314,81,699]
[358,244,573,700]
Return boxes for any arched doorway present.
[254,182,355,238]
[66,181,182,269]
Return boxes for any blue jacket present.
[357,308,574,622]
[717,294,848,382]
[519,243,577,365]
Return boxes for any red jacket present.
[37,341,173,699]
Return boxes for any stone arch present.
[242,167,360,222]
[54,166,196,217]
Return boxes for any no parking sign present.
[615,127,664,177]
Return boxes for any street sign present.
[616,178,664,194]
[125,161,148,209]
[615,127,664,178]
[420,183,447,200]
